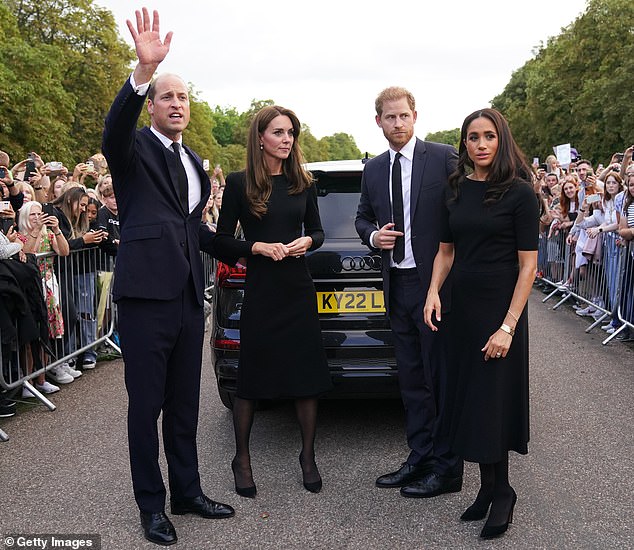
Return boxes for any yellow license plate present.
[316,291,385,314]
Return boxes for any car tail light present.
[212,337,240,350]
[216,261,246,288]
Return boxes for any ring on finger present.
[495,352,501,358]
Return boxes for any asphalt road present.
[1,291,633,550]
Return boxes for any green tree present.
[425,128,461,149]
[0,3,76,161]
[3,0,133,162]
[211,106,241,147]
[492,0,634,163]
[300,125,329,162]
[320,132,362,160]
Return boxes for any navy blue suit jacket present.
[355,138,457,313]
[102,80,219,306]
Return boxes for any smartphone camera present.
[615,153,624,163]
[586,194,601,204]
[0,167,6,179]
[25,154,37,179]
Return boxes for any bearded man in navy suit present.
[355,87,463,499]
[102,8,235,546]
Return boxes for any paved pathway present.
[1,292,633,549]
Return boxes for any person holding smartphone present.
[16,201,70,393]
[1,152,25,234]
[575,158,596,204]
[49,187,108,374]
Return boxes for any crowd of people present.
[533,147,634,342]
[0,145,225,418]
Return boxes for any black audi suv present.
[210,159,398,409]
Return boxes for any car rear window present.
[314,172,361,239]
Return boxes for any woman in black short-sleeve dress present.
[215,106,331,498]
[423,109,538,540]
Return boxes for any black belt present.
[390,267,418,275]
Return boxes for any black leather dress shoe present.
[140,511,177,546]
[171,494,235,519]
[375,461,434,488]
[400,472,463,498]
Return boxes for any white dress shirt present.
[371,135,417,268]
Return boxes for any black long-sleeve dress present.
[215,171,332,399]
[441,178,539,463]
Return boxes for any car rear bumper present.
[212,335,399,400]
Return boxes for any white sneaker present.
[47,365,74,384]
[82,360,97,370]
[575,306,596,317]
[591,310,605,320]
[601,324,614,331]
[606,327,615,334]
[61,362,82,378]
[35,381,60,394]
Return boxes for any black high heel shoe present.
[480,489,516,539]
[299,452,322,493]
[231,458,257,498]
[460,491,493,521]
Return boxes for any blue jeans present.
[603,234,620,311]
[73,273,97,362]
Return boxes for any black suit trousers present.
[118,276,204,513]
[389,269,462,476]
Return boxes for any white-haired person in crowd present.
[16,201,70,394]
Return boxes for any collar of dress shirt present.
[150,126,182,150]
[389,134,416,164]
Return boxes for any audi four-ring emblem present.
[341,255,382,271]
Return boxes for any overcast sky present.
[96,1,589,156]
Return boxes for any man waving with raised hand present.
[102,8,236,546]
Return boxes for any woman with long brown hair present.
[424,108,538,539]
[215,106,331,498]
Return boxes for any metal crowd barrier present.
[537,225,634,345]
[1,247,216,442]
[0,246,119,442]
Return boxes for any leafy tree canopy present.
[425,129,461,149]
[0,0,364,173]
[491,0,634,164]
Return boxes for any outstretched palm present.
[126,8,173,66]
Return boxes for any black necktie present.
[172,142,189,212]
[391,152,405,264]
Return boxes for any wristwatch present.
[599,227,603,232]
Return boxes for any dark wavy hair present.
[245,105,313,218]
[448,108,532,205]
